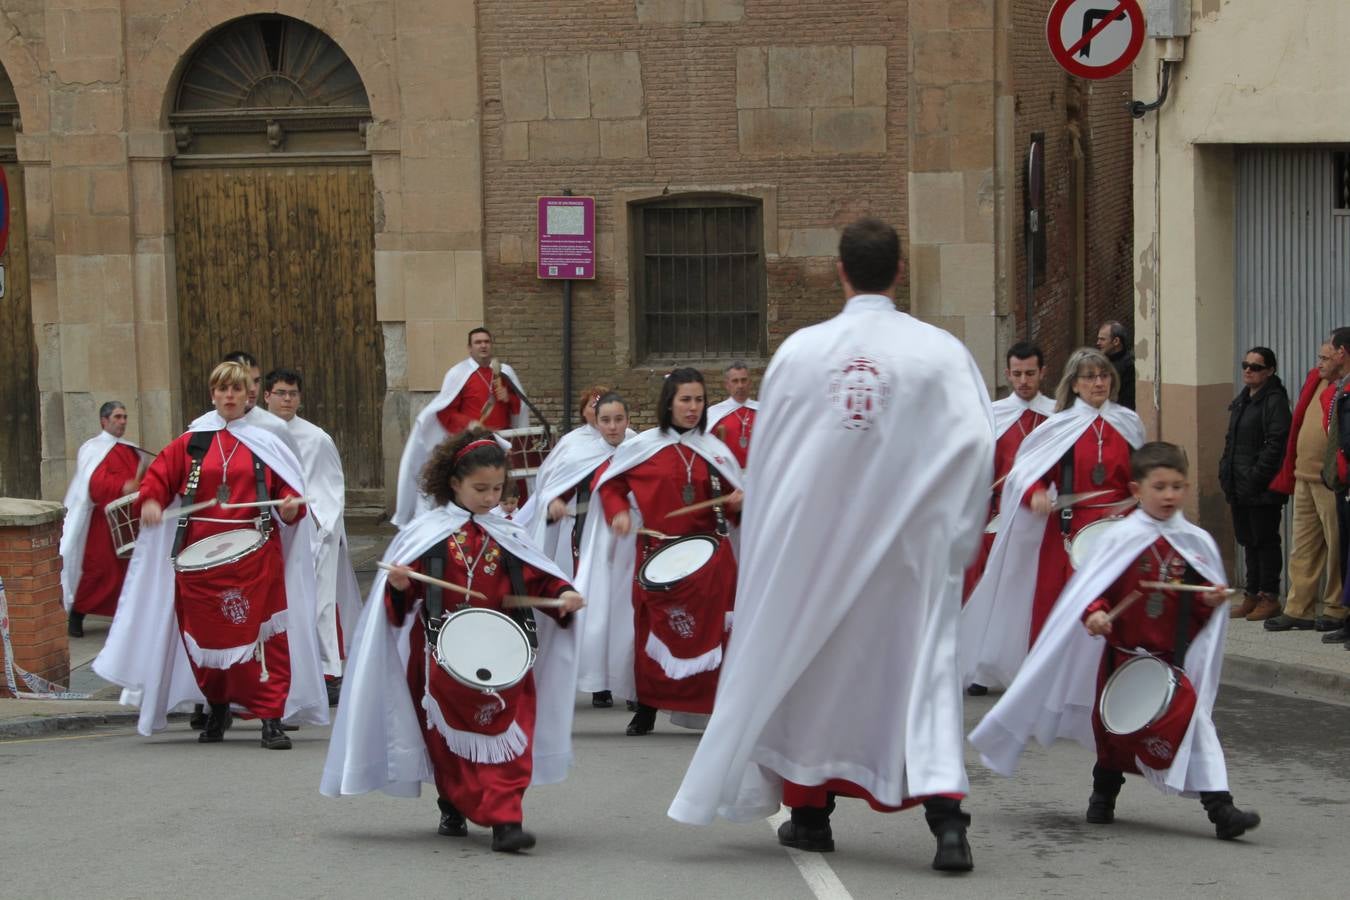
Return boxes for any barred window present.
[630,195,767,361]
[1335,151,1350,212]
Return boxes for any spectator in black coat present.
[1219,346,1292,621]
[1096,321,1136,410]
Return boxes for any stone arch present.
[0,29,50,137]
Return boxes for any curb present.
[0,711,142,740]
[1222,654,1350,707]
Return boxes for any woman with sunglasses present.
[1218,347,1291,622]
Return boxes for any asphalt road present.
[0,687,1345,900]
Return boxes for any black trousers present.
[1229,503,1284,595]
[1338,493,1350,609]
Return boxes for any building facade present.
[0,0,1134,511]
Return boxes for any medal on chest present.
[1146,592,1166,618]
[1091,463,1107,486]
[682,484,696,505]
[1089,419,1107,486]
[675,444,697,506]
[216,484,230,503]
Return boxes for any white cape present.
[59,431,148,611]
[959,398,1146,689]
[191,404,300,457]
[288,415,363,677]
[320,505,580,798]
[991,392,1055,440]
[572,427,743,700]
[706,397,759,428]
[968,508,1230,795]
[392,358,530,528]
[92,413,329,735]
[668,294,994,825]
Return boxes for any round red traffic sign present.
[1046,0,1146,81]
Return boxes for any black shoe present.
[592,690,613,708]
[626,703,657,736]
[491,823,536,853]
[189,704,208,731]
[966,683,989,696]
[931,826,974,872]
[437,799,467,837]
[1264,615,1315,631]
[1321,627,1350,644]
[1201,791,1261,840]
[67,611,85,638]
[260,718,292,750]
[326,677,343,707]
[1314,616,1344,632]
[197,703,231,743]
[625,700,638,712]
[1085,792,1116,824]
[776,818,835,852]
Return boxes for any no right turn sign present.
[1046,0,1146,80]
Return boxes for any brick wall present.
[1083,73,1136,354]
[0,514,69,697]
[477,0,909,429]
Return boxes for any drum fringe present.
[182,632,256,670]
[644,633,722,681]
[422,694,529,764]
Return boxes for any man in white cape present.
[959,395,1145,690]
[706,361,758,470]
[93,413,329,737]
[393,328,530,528]
[968,502,1262,840]
[667,218,991,873]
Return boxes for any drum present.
[434,607,535,693]
[497,425,554,503]
[1099,654,1197,770]
[104,492,141,559]
[173,528,267,573]
[1069,516,1125,568]
[638,534,721,592]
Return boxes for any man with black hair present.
[1096,321,1136,410]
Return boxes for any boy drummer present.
[970,442,1261,841]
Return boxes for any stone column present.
[0,499,68,697]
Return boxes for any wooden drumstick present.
[376,561,487,601]
[1139,581,1241,596]
[503,595,575,609]
[1104,591,1143,624]
[220,496,315,510]
[637,528,674,540]
[665,496,730,519]
[159,499,219,520]
[991,473,1009,491]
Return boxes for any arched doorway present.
[0,64,38,498]
[170,15,384,494]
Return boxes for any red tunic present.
[962,408,1047,602]
[598,443,738,713]
[140,430,305,718]
[1024,418,1133,643]
[1082,537,1214,773]
[384,521,571,825]
[73,443,141,617]
[437,366,522,434]
[712,407,756,469]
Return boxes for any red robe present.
[437,366,522,434]
[1083,537,1214,773]
[140,430,305,718]
[384,522,571,825]
[712,407,756,469]
[1023,418,1133,642]
[962,408,1047,602]
[73,443,141,617]
[598,443,738,713]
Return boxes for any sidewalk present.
[1221,616,1350,703]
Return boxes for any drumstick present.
[1139,581,1241,596]
[1051,489,1114,511]
[502,595,570,609]
[219,496,315,510]
[637,528,675,540]
[1104,591,1143,624]
[665,497,730,519]
[376,562,487,601]
[991,473,1009,491]
[160,499,219,520]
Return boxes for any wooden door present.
[0,161,40,498]
[173,163,385,490]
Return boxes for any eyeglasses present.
[1240,362,1269,372]
[268,389,300,398]
[1076,372,1112,383]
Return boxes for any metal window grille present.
[630,196,766,360]
[1335,151,1350,212]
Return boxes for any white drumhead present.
[1100,656,1174,735]
[1070,517,1124,568]
[176,529,266,570]
[644,537,718,585]
[436,608,533,691]
[984,514,1001,535]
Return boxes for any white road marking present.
[768,807,855,900]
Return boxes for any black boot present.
[924,798,973,872]
[197,703,231,743]
[626,703,657,736]
[491,823,536,853]
[189,703,208,731]
[776,796,836,852]
[966,683,988,696]
[1086,765,1125,824]
[259,718,292,750]
[437,798,467,837]
[67,611,85,638]
[592,690,613,708]
[1200,791,1261,840]
[325,676,343,707]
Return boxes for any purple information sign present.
[537,196,596,280]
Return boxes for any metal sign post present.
[537,194,596,432]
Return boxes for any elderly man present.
[707,361,758,469]
[1317,328,1350,645]
[1265,336,1347,631]
[265,368,362,703]
[1096,321,1136,411]
[60,402,148,637]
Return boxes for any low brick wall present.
[0,499,68,697]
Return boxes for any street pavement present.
[0,685,1345,900]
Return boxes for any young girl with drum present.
[574,369,743,736]
[322,429,584,854]
[970,442,1261,841]
[961,347,1146,691]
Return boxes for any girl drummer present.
[377,429,584,852]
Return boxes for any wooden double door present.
[173,163,385,493]
[0,161,39,499]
